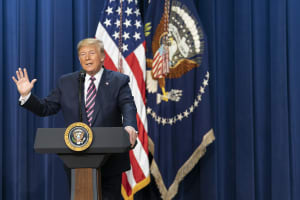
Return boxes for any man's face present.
[78,45,104,76]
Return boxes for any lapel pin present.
[105,82,109,85]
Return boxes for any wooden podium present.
[34,127,131,200]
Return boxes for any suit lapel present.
[90,68,109,126]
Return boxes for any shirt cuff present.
[19,93,31,105]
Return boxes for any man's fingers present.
[24,68,29,80]
[31,79,37,86]
[16,70,21,80]
[130,133,137,148]
[130,132,137,147]
[131,139,135,147]
[18,68,24,78]
[124,127,137,147]
[128,132,134,146]
[12,76,18,84]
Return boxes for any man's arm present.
[118,76,138,148]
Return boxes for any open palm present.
[12,68,37,97]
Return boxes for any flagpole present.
[118,0,124,73]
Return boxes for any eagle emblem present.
[146,0,205,104]
[64,122,93,151]
[72,129,86,145]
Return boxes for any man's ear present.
[101,56,105,62]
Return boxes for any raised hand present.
[12,68,37,97]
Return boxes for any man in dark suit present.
[12,38,138,200]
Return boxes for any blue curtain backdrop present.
[0,0,105,199]
[1,0,300,200]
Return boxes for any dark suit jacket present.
[22,68,137,176]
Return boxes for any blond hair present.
[77,38,104,54]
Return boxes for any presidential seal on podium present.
[64,122,93,151]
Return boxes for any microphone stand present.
[78,70,86,122]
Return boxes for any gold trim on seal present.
[64,122,93,152]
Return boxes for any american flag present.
[152,44,170,78]
[95,0,150,199]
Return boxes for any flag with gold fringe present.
[95,0,150,199]
[145,0,215,199]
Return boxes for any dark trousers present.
[101,173,122,200]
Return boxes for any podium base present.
[70,168,101,200]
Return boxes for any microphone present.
[78,70,86,81]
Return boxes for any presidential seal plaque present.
[64,122,93,152]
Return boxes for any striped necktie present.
[86,76,96,126]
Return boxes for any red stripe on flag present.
[125,52,146,104]
[129,150,146,183]
[153,60,162,75]
[136,114,148,153]
[104,50,118,71]
[122,173,132,196]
